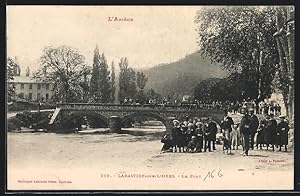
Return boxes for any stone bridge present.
[48,103,225,133]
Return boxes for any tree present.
[110,61,116,103]
[80,66,92,102]
[98,53,112,103]
[136,71,148,104]
[90,46,112,103]
[136,71,148,90]
[194,78,221,103]
[25,66,30,76]
[145,88,162,103]
[195,6,279,110]
[7,57,17,101]
[118,57,137,102]
[12,57,21,76]
[34,45,87,103]
[90,46,101,102]
[273,6,294,123]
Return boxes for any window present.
[21,84,24,89]
[29,84,33,89]
[37,93,41,99]
[46,84,49,90]
[29,93,32,100]
[37,84,41,90]
[46,93,49,101]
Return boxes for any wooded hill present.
[144,52,228,100]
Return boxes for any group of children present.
[160,117,218,153]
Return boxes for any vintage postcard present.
[6,5,295,191]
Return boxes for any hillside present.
[144,52,228,100]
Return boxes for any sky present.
[7,6,202,75]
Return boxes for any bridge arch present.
[62,111,109,128]
[121,112,167,127]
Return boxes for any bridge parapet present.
[57,103,224,111]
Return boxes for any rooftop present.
[10,76,53,84]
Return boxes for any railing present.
[56,103,226,111]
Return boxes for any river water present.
[7,122,294,190]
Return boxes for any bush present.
[7,117,22,132]
[8,101,55,112]
[14,111,52,129]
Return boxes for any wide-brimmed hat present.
[173,119,180,124]
[196,122,203,126]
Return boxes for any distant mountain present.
[144,52,228,100]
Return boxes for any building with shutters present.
[10,76,54,102]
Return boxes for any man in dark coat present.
[208,118,218,150]
[248,108,259,150]
[240,108,251,156]
[276,115,289,152]
[269,114,278,151]
[264,115,277,151]
[203,121,212,152]
[220,109,234,154]
[263,116,273,150]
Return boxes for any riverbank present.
[7,130,294,190]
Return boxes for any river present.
[7,123,294,190]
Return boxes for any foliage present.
[194,78,221,102]
[118,57,137,102]
[89,46,112,103]
[194,72,273,103]
[144,88,162,102]
[273,6,294,122]
[135,71,148,103]
[195,6,278,102]
[90,46,101,101]
[110,61,116,103]
[7,117,22,132]
[11,111,52,129]
[25,66,30,76]
[80,66,92,102]
[7,101,55,112]
[136,72,148,90]
[7,57,17,101]
[34,45,88,103]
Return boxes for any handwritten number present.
[218,170,223,177]
[203,169,222,181]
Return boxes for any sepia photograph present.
[6,5,295,190]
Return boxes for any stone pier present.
[109,116,122,133]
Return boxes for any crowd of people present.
[160,116,218,153]
[121,96,282,117]
[161,107,290,156]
